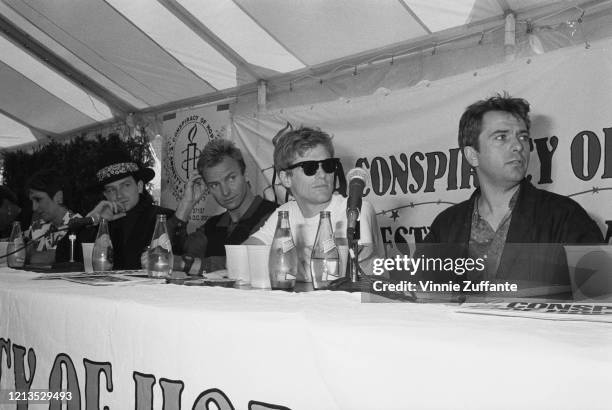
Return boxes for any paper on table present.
[61,273,163,286]
[34,270,150,281]
[457,301,612,323]
[204,270,228,280]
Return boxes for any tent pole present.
[257,80,267,112]
[504,13,517,62]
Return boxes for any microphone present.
[67,214,100,231]
[346,167,369,240]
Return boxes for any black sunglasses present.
[284,158,339,176]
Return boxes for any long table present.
[0,268,611,410]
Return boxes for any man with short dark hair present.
[246,126,385,282]
[423,93,603,288]
[165,139,276,275]
[25,169,82,265]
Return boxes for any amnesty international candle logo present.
[165,115,217,201]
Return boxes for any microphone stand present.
[52,231,84,272]
[328,220,365,293]
[1,226,85,272]
[327,220,418,301]
[347,226,360,283]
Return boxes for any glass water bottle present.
[310,211,340,289]
[92,218,113,271]
[268,211,297,290]
[147,214,173,278]
[7,221,26,268]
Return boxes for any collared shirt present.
[468,188,519,279]
[26,210,81,251]
[169,195,277,259]
[213,195,265,235]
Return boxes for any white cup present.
[0,241,8,267]
[81,243,94,273]
[225,245,250,285]
[247,245,272,289]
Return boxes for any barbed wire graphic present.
[378,201,457,221]
[257,163,611,222]
[566,186,612,197]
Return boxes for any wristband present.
[182,255,195,274]
[191,258,204,276]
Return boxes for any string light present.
[577,14,591,49]
[565,8,590,49]
[526,21,544,55]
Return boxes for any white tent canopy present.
[0,0,611,149]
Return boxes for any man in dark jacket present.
[86,151,173,270]
[420,93,603,292]
[164,139,276,275]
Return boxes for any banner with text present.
[160,105,231,231]
[233,38,612,256]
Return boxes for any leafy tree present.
[1,133,153,227]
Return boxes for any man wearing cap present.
[86,151,173,270]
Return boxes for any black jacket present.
[420,179,604,286]
[108,198,173,270]
[74,196,174,270]
[169,195,277,258]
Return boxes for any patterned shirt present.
[468,189,519,280]
[26,210,82,251]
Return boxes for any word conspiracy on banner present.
[355,136,558,196]
[357,127,612,197]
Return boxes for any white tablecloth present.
[0,268,611,410]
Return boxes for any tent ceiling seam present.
[0,15,132,117]
[0,2,149,110]
[229,0,309,67]
[396,0,432,34]
[0,48,115,127]
[0,107,56,141]
[101,0,217,94]
[0,55,122,132]
[5,0,166,106]
[158,0,259,82]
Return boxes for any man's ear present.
[137,180,144,194]
[463,146,479,168]
[278,170,292,189]
[53,190,64,205]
